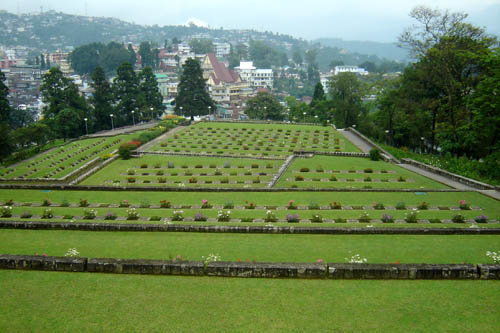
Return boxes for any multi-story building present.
[3,65,43,111]
[214,42,231,58]
[234,61,273,89]
[201,53,252,107]
[334,65,368,76]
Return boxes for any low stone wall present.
[0,183,465,193]
[87,258,205,275]
[294,151,369,158]
[347,127,399,163]
[401,158,495,191]
[135,151,284,161]
[267,155,296,188]
[1,254,498,279]
[1,221,500,235]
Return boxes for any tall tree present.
[113,62,141,126]
[310,82,326,108]
[127,44,137,67]
[139,67,164,120]
[174,58,215,119]
[90,66,114,131]
[139,42,154,68]
[329,72,364,128]
[0,69,12,160]
[189,38,215,54]
[245,92,284,121]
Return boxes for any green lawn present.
[1,230,498,264]
[276,156,450,189]
[148,121,361,156]
[0,132,142,180]
[81,154,283,188]
[0,271,499,331]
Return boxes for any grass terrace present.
[1,190,497,226]
[276,156,450,189]
[1,271,498,331]
[147,121,360,157]
[0,132,141,181]
[81,155,283,188]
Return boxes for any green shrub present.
[369,149,381,161]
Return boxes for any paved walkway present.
[339,129,372,153]
[397,163,477,191]
[340,128,500,200]
[87,121,161,137]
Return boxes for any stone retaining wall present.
[0,183,466,192]
[1,221,499,235]
[347,127,400,163]
[1,254,498,279]
[401,158,496,191]
[294,151,369,158]
[134,151,284,161]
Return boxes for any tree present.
[310,82,326,108]
[174,58,215,120]
[90,66,114,132]
[139,67,164,120]
[40,54,46,69]
[329,72,364,128]
[0,69,12,160]
[100,42,132,74]
[139,41,154,68]
[127,44,137,67]
[245,92,284,121]
[55,108,83,141]
[10,107,38,129]
[189,38,215,54]
[113,62,141,126]
[69,42,104,75]
[292,51,303,66]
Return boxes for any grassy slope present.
[1,230,498,264]
[0,271,499,331]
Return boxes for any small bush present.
[194,213,207,222]
[160,200,171,208]
[127,208,140,220]
[364,168,373,173]
[127,177,136,183]
[373,202,385,210]
[286,213,300,223]
[417,202,428,210]
[264,210,278,222]
[104,212,117,220]
[150,216,162,221]
[311,214,323,223]
[41,198,51,207]
[63,214,74,220]
[300,167,310,172]
[475,214,488,223]
[330,201,342,209]
[358,212,371,223]
[405,211,418,223]
[224,201,234,209]
[140,164,148,169]
[335,217,347,223]
[1,206,13,217]
[452,214,465,223]
[79,198,89,207]
[21,211,32,219]
[60,199,70,207]
[369,149,381,161]
[42,208,53,219]
[140,199,150,208]
[308,201,320,210]
[217,210,231,222]
[287,200,298,210]
[381,214,394,223]
[295,175,304,181]
[429,218,442,224]
[171,210,184,221]
[397,176,406,182]
[83,209,97,220]
[245,202,256,209]
[329,175,337,181]
[158,177,167,183]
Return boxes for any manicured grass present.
[1,190,498,220]
[0,132,141,180]
[276,156,450,189]
[1,271,499,331]
[1,229,498,264]
[148,121,361,156]
[81,155,282,188]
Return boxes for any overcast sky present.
[2,0,500,42]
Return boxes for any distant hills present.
[0,10,407,69]
[315,38,409,62]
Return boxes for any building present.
[214,42,231,58]
[234,61,273,89]
[3,65,43,111]
[334,66,368,76]
[320,73,332,93]
[201,53,251,106]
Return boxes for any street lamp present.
[208,106,212,119]
[180,106,183,117]
[314,115,318,123]
[110,114,114,130]
[303,112,306,123]
[385,129,389,145]
[150,107,154,121]
[83,118,88,135]
[131,110,135,126]
[421,137,425,153]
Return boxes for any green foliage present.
[90,66,114,132]
[245,92,284,121]
[369,149,381,161]
[189,38,215,54]
[329,72,364,128]
[174,58,216,119]
[70,42,131,75]
[118,143,135,160]
[248,40,288,68]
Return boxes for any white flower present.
[65,248,80,257]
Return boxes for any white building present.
[234,61,273,89]
[334,66,368,76]
[320,74,332,93]
[214,42,231,58]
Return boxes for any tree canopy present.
[245,92,284,121]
